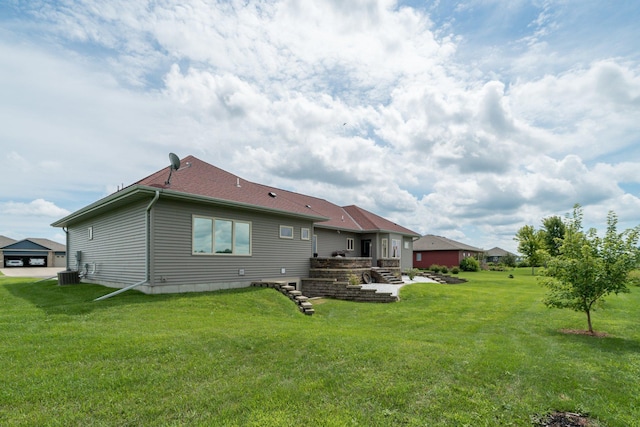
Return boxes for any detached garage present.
[0,237,66,268]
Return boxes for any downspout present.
[144,190,160,283]
[94,190,160,302]
[63,227,69,270]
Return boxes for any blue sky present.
[1,0,639,254]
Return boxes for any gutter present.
[94,190,160,301]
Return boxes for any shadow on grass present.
[2,278,263,317]
[548,328,640,353]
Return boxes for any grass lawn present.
[1,269,639,426]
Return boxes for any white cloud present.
[1,199,70,218]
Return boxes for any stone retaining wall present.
[308,267,371,283]
[304,256,399,302]
[301,278,397,303]
[309,257,372,284]
[310,257,372,269]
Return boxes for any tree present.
[541,215,566,257]
[501,252,517,268]
[540,205,640,334]
[514,225,546,274]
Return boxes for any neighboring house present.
[485,247,518,264]
[413,234,483,269]
[1,237,66,268]
[0,235,16,248]
[51,155,419,294]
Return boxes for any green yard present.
[1,269,638,426]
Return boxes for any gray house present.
[485,247,519,264]
[1,236,66,268]
[52,155,419,294]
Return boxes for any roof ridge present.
[339,206,363,231]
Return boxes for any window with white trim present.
[391,239,401,258]
[381,238,388,258]
[279,225,294,239]
[301,228,310,240]
[346,238,354,251]
[88,226,93,240]
[192,216,251,255]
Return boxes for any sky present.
[1,0,639,254]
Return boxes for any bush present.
[347,274,360,286]
[407,268,420,280]
[451,267,460,274]
[460,257,480,272]
[487,262,506,271]
[440,266,449,274]
[429,264,441,273]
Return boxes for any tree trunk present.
[586,309,593,334]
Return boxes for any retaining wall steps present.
[418,272,468,284]
[371,267,404,285]
[251,281,315,315]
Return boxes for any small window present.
[280,225,294,239]
[346,238,354,251]
[404,241,409,249]
[416,253,422,262]
[88,226,93,240]
[301,228,310,240]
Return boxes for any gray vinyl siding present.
[401,235,414,272]
[313,227,359,257]
[67,200,147,285]
[150,199,314,289]
[384,233,413,272]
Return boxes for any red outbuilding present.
[413,234,483,269]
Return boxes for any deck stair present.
[371,267,404,285]
[251,281,314,315]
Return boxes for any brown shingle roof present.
[343,205,419,236]
[134,155,418,235]
[0,235,17,248]
[413,234,483,252]
[486,247,516,257]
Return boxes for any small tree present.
[514,225,546,274]
[540,205,640,334]
[541,215,566,257]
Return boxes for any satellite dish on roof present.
[165,153,183,186]
[169,153,181,171]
